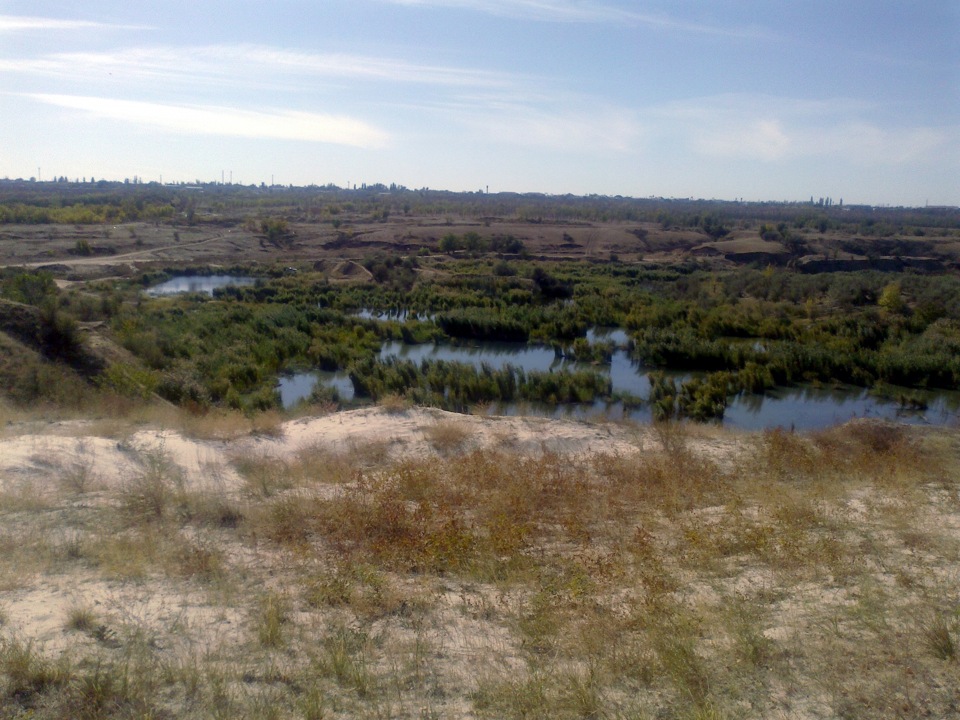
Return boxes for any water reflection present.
[352,309,433,322]
[146,275,256,296]
[277,335,959,430]
[585,327,630,346]
[278,370,354,406]
[725,385,960,431]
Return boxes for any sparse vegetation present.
[0,410,957,718]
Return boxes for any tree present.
[878,282,905,314]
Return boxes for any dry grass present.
[0,418,958,718]
[423,418,473,455]
[378,393,411,414]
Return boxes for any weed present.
[255,592,289,648]
[379,393,411,414]
[60,441,99,494]
[250,409,285,437]
[234,453,294,499]
[922,615,957,661]
[423,419,472,455]
[118,441,185,526]
[173,533,225,581]
[65,604,97,633]
[0,637,68,705]
[318,624,374,697]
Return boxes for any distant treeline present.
[0,179,956,231]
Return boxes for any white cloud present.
[647,94,954,166]
[28,94,389,149]
[0,15,147,32]
[0,44,513,89]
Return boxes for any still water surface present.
[278,336,959,430]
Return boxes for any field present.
[0,182,959,717]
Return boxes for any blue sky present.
[1,1,957,205]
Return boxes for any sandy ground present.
[0,407,692,499]
[0,408,734,648]
[3,409,955,718]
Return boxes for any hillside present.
[0,407,958,718]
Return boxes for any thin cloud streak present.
[28,94,390,148]
[380,0,774,39]
[0,15,148,32]
[1,44,514,89]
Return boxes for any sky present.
[1,1,958,206]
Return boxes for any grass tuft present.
[64,604,97,633]
[922,615,958,661]
[423,419,472,455]
[255,592,290,648]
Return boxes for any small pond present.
[278,369,354,407]
[146,275,256,296]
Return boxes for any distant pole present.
[229,170,232,185]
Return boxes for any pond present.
[723,384,960,431]
[146,275,256,296]
[278,334,960,429]
[278,369,354,407]
[476,385,960,430]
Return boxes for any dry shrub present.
[64,604,97,633]
[326,479,476,573]
[251,450,615,575]
[811,420,922,483]
[751,427,820,483]
[342,438,393,471]
[234,453,295,499]
[294,445,357,484]
[172,534,225,581]
[116,442,189,527]
[257,493,317,547]
[591,446,729,514]
[179,491,244,529]
[250,410,285,438]
[59,442,99,494]
[177,409,253,440]
[922,614,958,661]
[379,393,410,414]
[423,419,472,455]
[0,637,70,705]
[302,562,406,619]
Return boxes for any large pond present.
[277,336,960,430]
[146,275,256,296]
